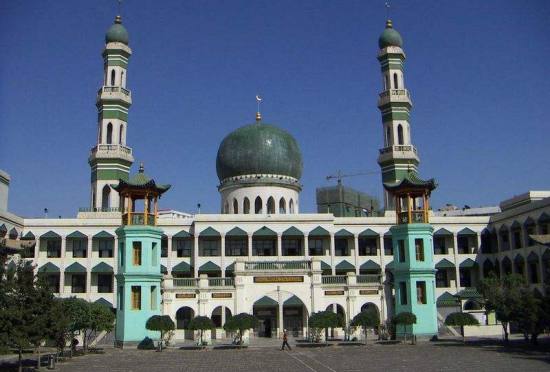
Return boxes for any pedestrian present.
[281,329,291,351]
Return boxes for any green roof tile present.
[67,231,87,239]
[335,229,353,238]
[94,231,114,239]
[437,292,459,307]
[434,228,453,237]
[282,226,303,236]
[254,295,278,307]
[457,228,476,236]
[360,260,381,270]
[435,259,455,269]
[309,226,330,237]
[41,231,61,239]
[172,261,191,273]
[459,258,477,268]
[199,227,220,237]
[38,262,60,273]
[92,262,113,273]
[173,230,193,238]
[284,295,304,306]
[359,229,379,237]
[65,262,86,273]
[226,227,248,237]
[199,261,221,272]
[253,226,277,237]
[94,298,113,308]
[336,260,355,270]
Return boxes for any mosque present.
[1,14,549,347]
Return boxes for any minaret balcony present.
[96,86,132,105]
[89,144,134,163]
[377,145,419,164]
[377,89,411,107]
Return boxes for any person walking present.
[281,329,292,351]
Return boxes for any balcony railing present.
[208,278,235,287]
[173,278,199,287]
[244,261,311,271]
[91,144,133,156]
[78,207,121,212]
[398,211,426,224]
[97,86,131,97]
[356,275,380,284]
[378,145,418,155]
[378,89,411,106]
[322,275,347,285]
[122,213,156,226]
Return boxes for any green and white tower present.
[112,164,171,347]
[384,172,438,338]
[89,15,134,211]
[376,20,419,211]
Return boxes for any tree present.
[444,312,479,342]
[63,297,91,356]
[223,313,258,345]
[478,273,524,342]
[392,312,416,344]
[146,315,175,351]
[187,316,215,346]
[86,302,115,349]
[351,308,380,344]
[0,260,55,372]
[308,310,345,343]
[49,299,71,356]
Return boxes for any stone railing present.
[78,207,121,213]
[173,278,199,287]
[97,86,131,97]
[208,277,235,287]
[378,89,411,106]
[356,275,381,284]
[322,274,380,286]
[321,275,347,285]
[378,145,418,155]
[244,260,311,271]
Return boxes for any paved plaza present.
[41,340,548,372]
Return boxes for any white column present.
[35,237,41,259]
[86,238,93,298]
[167,235,173,272]
[277,234,282,258]
[475,232,482,254]
[221,234,226,277]
[248,235,253,259]
[304,235,309,259]
[452,234,460,289]
[61,237,67,259]
[353,235,359,275]
[194,236,199,277]
[329,233,335,275]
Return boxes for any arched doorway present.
[325,303,346,339]
[360,302,379,315]
[176,306,195,340]
[283,295,308,338]
[253,296,278,338]
[211,306,232,339]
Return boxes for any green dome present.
[378,20,402,49]
[105,16,129,45]
[216,121,303,182]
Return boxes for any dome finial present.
[255,95,263,122]
[139,162,144,173]
[385,1,391,27]
[116,0,123,23]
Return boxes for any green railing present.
[357,275,380,284]
[244,261,311,271]
[208,278,235,287]
[173,278,198,287]
[322,275,347,285]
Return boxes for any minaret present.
[376,19,419,211]
[89,15,134,211]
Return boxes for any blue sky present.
[1,0,549,218]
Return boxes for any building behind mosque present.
[1,13,549,346]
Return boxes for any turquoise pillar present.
[115,225,163,347]
[391,223,438,338]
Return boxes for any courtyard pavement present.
[39,338,549,372]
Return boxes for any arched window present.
[101,185,111,210]
[110,69,116,86]
[243,198,250,214]
[397,124,404,145]
[254,196,263,214]
[393,73,399,89]
[289,199,295,214]
[267,197,275,214]
[119,124,124,145]
[279,198,286,214]
[386,127,391,146]
[233,199,238,214]
[106,123,113,144]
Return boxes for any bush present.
[445,312,479,341]
[145,315,175,351]
[392,312,416,343]
[187,316,215,345]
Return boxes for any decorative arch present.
[243,197,250,214]
[110,69,116,86]
[255,196,263,214]
[397,124,404,145]
[119,124,124,145]
[393,72,399,89]
[386,126,391,146]
[101,185,111,210]
[360,302,380,316]
[175,306,195,330]
[106,123,113,144]
[211,306,232,328]
[233,198,238,214]
[267,197,275,214]
[279,198,286,214]
[289,199,295,214]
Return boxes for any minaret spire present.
[376,19,419,211]
[88,14,133,212]
[255,95,263,122]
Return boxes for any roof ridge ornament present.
[256,95,262,122]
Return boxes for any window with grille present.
[415,239,424,261]
[133,242,142,265]
[131,286,141,310]
[99,239,113,258]
[226,238,247,256]
[416,281,427,304]
[199,239,221,256]
[308,238,324,256]
[175,239,192,257]
[72,239,87,258]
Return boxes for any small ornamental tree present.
[63,297,92,356]
[188,316,215,346]
[351,309,380,344]
[478,273,524,343]
[444,312,479,342]
[145,315,175,351]
[223,313,258,345]
[308,310,345,343]
[49,299,71,356]
[86,302,115,348]
[392,312,417,344]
